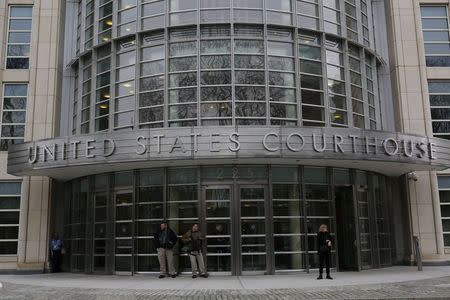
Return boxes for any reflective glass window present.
[7,6,32,69]
[0,181,21,254]
[1,84,27,151]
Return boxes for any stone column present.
[384,0,447,262]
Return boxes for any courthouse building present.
[1,0,450,275]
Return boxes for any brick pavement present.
[1,276,450,299]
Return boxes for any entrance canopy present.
[7,126,450,181]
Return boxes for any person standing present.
[182,223,208,278]
[317,224,333,280]
[49,233,64,272]
[154,221,178,278]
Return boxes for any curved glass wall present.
[69,0,381,134]
[62,165,393,275]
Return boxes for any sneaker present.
[317,274,323,280]
[200,274,208,278]
[326,275,333,280]
[171,274,177,278]
[192,274,197,278]
[159,275,165,279]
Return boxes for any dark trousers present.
[52,249,62,272]
[319,252,331,275]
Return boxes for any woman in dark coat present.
[317,224,333,280]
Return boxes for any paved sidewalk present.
[0,266,450,299]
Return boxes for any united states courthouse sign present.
[7,127,450,180]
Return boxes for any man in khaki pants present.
[154,221,177,278]
[182,223,208,278]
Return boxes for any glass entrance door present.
[93,192,108,273]
[239,186,268,275]
[204,186,232,275]
[114,190,133,274]
[203,185,269,275]
[334,186,358,271]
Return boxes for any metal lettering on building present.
[7,127,450,179]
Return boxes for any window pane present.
[235,103,266,117]
[10,6,33,18]
[235,71,265,85]
[201,86,232,101]
[268,41,293,56]
[0,182,21,195]
[140,77,164,91]
[429,82,450,94]
[270,88,295,102]
[424,43,450,55]
[141,60,165,76]
[9,19,32,30]
[4,85,27,97]
[422,18,449,30]
[420,6,447,17]
[201,55,231,69]
[423,31,450,42]
[269,72,295,86]
[234,55,264,69]
[169,72,197,87]
[299,45,321,60]
[170,88,197,103]
[8,32,31,43]
[169,104,197,119]
[0,211,20,224]
[235,86,265,100]
[170,57,197,71]
[301,75,322,90]
[270,103,296,118]
[235,40,264,54]
[268,56,294,71]
[201,71,231,85]
[267,0,291,11]
[170,42,197,56]
[300,60,322,75]
[302,89,323,105]
[142,45,164,61]
[2,112,26,123]
[1,125,25,137]
[6,58,29,69]
[0,241,17,255]
[201,40,231,54]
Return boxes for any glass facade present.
[70,0,380,133]
[62,165,393,275]
[59,0,397,275]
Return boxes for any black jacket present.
[153,227,177,249]
[317,231,333,254]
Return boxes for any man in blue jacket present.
[49,233,64,272]
[154,221,177,278]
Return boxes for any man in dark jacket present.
[49,233,64,272]
[154,221,177,278]
[182,223,208,278]
[317,224,333,280]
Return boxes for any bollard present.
[413,236,423,271]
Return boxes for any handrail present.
[413,236,423,271]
